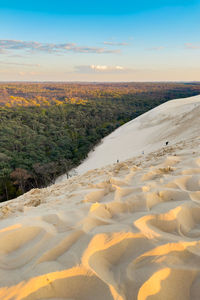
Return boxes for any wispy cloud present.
[103,41,129,46]
[185,43,200,50]
[18,71,39,76]
[0,40,120,54]
[0,48,7,54]
[147,46,165,51]
[0,61,40,67]
[75,64,128,73]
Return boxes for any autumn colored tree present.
[10,168,32,194]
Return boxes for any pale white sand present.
[73,94,200,176]
[0,95,200,299]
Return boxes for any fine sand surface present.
[72,94,200,176]
[0,95,200,299]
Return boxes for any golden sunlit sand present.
[0,97,200,299]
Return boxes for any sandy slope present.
[0,95,200,299]
[73,94,200,175]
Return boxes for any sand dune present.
[0,95,200,299]
[71,94,200,176]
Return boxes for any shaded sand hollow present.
[0,95,200,299]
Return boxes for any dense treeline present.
[1,82,200,107]
[0,82,200,202]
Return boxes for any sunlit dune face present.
[0,266,113,300]
[138,267,197,300]
[134,240,199,266]
[0,224,22,233]
[138,268,171,300]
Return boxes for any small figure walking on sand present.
[165,141,169,146]
[117,159,119,163]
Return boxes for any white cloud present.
[75,65,127,73]
[91,65,125,71]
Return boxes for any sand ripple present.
[0,142,200,299]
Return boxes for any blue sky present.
[0,0,200,81]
